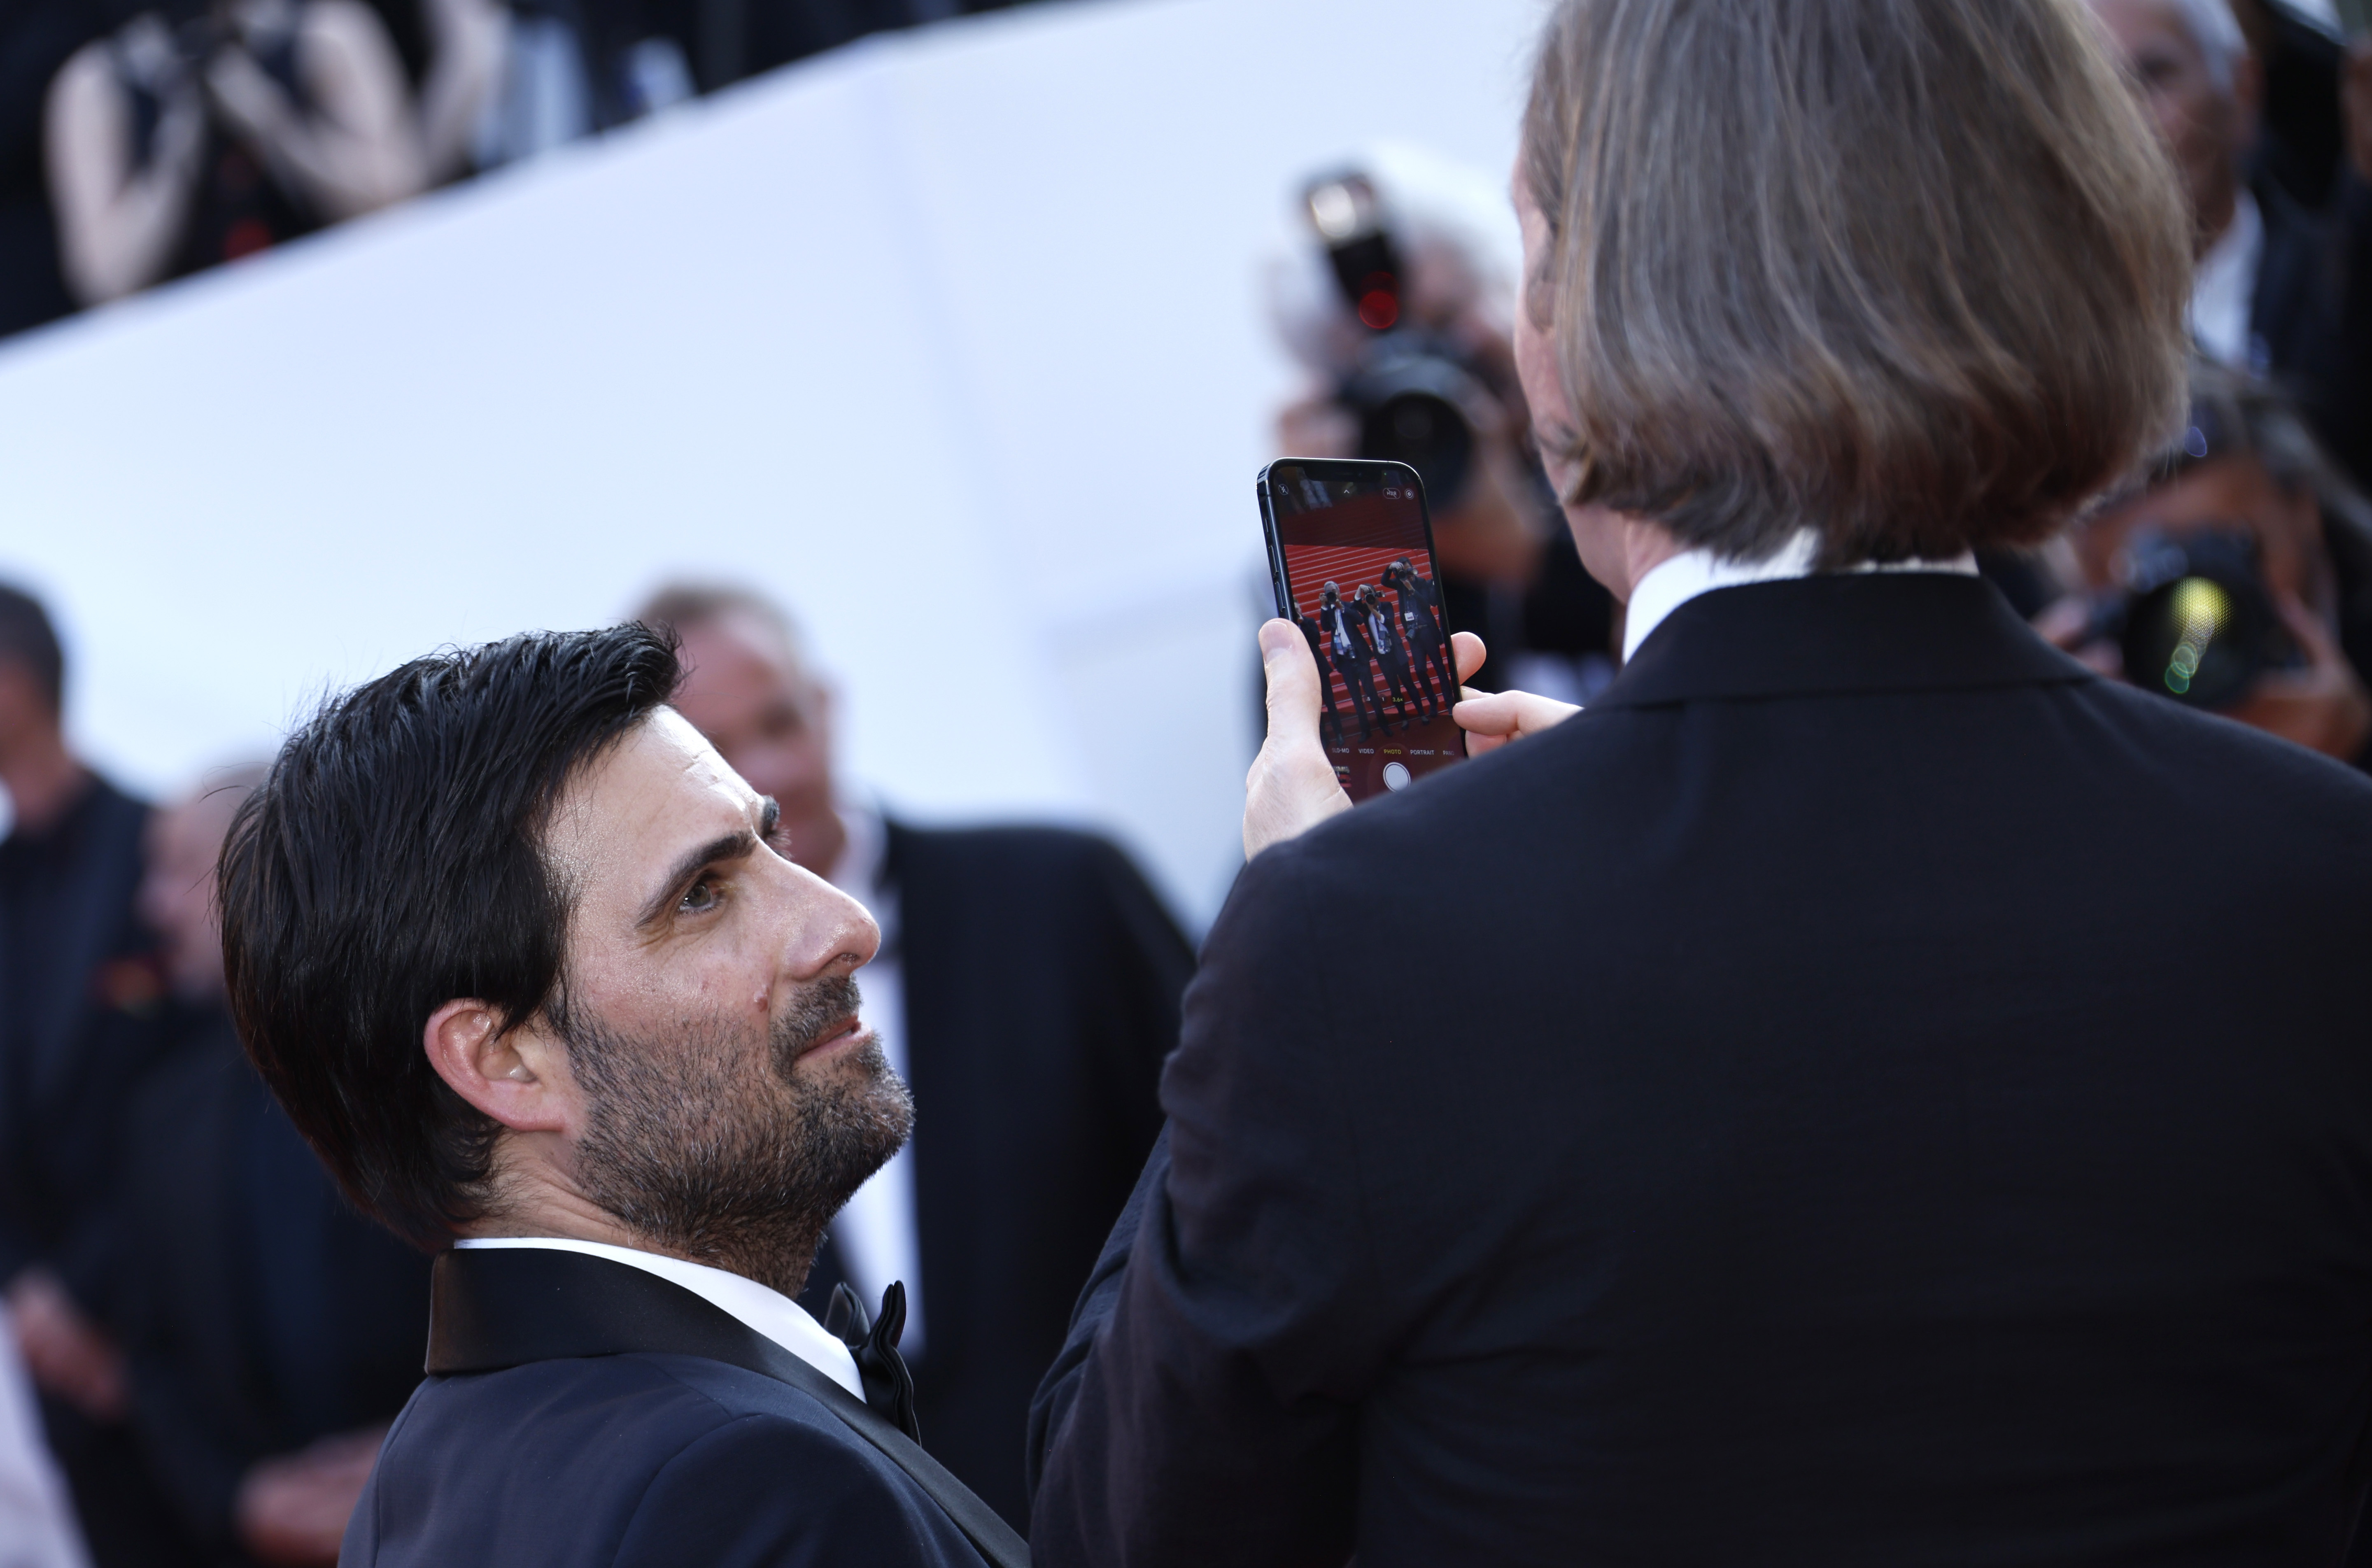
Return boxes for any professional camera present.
[2092,527,2293,710]
[1303,172,1489,506]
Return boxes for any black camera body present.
[2092,527,2293,710]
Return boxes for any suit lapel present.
[426,1246,1028,1568]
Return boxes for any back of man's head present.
[0,583,65,725]
[217,624,682,1249]
[1523,0,2192,565]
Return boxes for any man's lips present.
[794,1016,868,1063]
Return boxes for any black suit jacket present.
[345,1246,1023,1568]
[0,774,161,1307]
[1030,573,2372,1566]
[117,1013,428,1559]
[799,824,1191,1530]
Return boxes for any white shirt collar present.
[2189,186,2264,370]
[1622,527,1980,663]
[452,1237,864,1400]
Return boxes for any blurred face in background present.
[2090,0,2254,250]
[139,787,240,1000]
[669,612,839,872]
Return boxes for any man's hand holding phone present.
[1247,626,1577,857]
[1244,619,1354,859]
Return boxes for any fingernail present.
[1258,620,1296,660]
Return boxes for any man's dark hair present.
[218,625,683,1249]
[0,584,64,713]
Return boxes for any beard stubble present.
[560,972,914,1300]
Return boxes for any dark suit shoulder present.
[1261,660,2372,899]
[2072,666,2372,806]
[613,1390,982,1567]
[2046,675,2372,911]
[351,1354,981,1568]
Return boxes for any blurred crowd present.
[0,0,2369,1563]
[0,0,1039,340]
[1274,0,2372,768]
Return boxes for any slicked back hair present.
[1522,0,2193,566]
[217,624,683,1249]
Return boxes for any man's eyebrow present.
[636,827,760,930]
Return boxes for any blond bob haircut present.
[1523,0,2194,565]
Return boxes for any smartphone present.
[1258,458,1468,802]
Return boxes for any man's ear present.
[423,999,574,1135]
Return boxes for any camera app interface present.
[1269,464,1466,802]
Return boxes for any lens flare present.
[2162,576,2230,695]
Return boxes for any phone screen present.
[1261,459,1467,802]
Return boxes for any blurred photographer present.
[44,0,424,306]
[2039,358,2372,766]
[2085,0,2372,486]
[1267,145,1616,699]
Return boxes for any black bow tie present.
[824,1280,919,1442]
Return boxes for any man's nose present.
[779,874,880,982]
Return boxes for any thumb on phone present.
[1244,619,1351,860]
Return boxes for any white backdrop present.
[0,0,1546,928]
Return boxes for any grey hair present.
[1522,0,2193,566]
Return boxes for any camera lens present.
[1340,339,1478,506]
[1358,391,1470,506]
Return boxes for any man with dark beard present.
[213,625,1025,1568]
